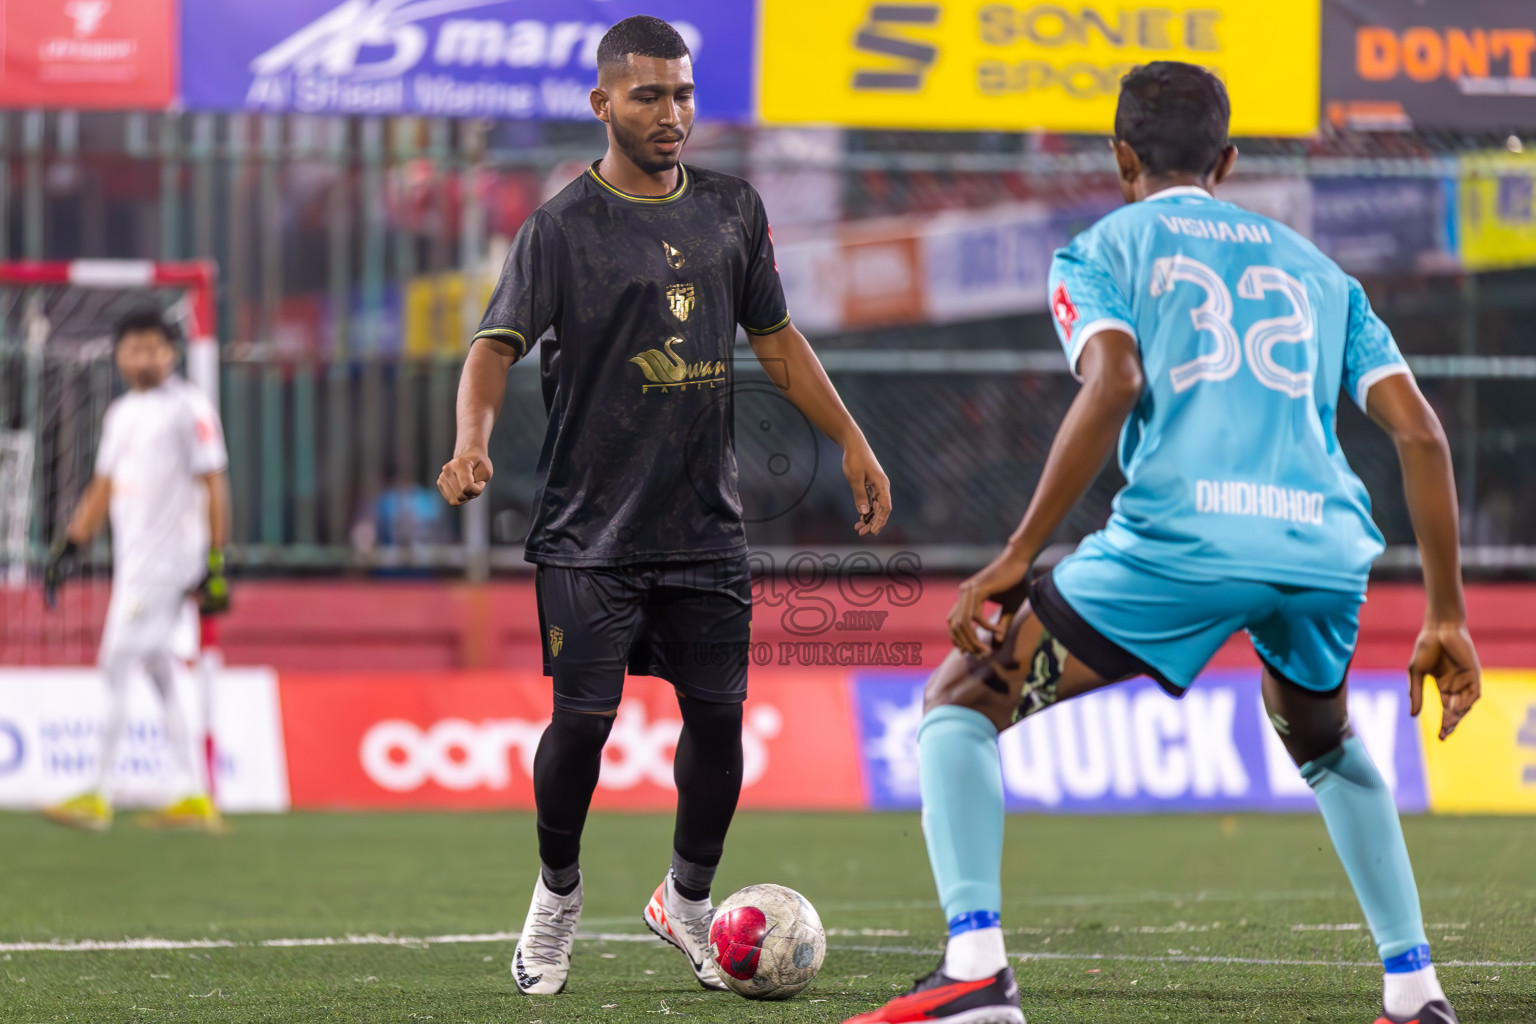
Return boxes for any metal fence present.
[3,112,1536,576]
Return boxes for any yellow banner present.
[1458,152,1536,271]
[405,272,494,357]
[1421,670,1536,814]
[759,0,1319,135]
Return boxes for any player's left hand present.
[949,551,1031,656]
[842,442,891,537]
[196,549,231,616]
[1408,618,1481,740]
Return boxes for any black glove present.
[196,549,231,615]
[43,537,78,609]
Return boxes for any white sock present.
[943,926,1007,982]
[1384,964,1445,1017]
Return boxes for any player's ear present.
[1211,144,1238,186]
[590,86,610,123]
[1111,139,1140,184]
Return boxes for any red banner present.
[0,0,175,109]
[278,670,865,811]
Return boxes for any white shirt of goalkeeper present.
[95,376,228,592]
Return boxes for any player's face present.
[600,56,695,175]
[115,329,175,390]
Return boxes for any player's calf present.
[1262,667,1455,1024]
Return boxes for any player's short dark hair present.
[596,15,690,74]
[112,305,176,347]
[1115,61,1230,177]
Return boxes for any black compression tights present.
[533,709,614,874]
[672,697,744,873]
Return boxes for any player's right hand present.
[1408,618,1481,741]
[948,550,1031,656]
[438,450,493,506]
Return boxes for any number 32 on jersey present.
[1151,255,1314,398]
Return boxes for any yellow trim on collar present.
[587,165,690,205]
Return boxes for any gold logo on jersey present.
[666,283,695,322]
[663,241,685,269]
[548,626,564,658]
[629,337,725,393]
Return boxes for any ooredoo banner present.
[0,0,176,109]
[277,670,865,810]
[179,0,754,120]
[1323,0,1536,131]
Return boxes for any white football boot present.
[642,871,729,991]
[512,872,582,995]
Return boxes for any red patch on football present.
[1051,281,1079,336]
[710,905,768,980]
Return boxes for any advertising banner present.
[1323,0,1536,131]
[180,0,754,120]
[759,0,1318,134]
[0,668,290,812]
[1313,177,1456,275]
[1457,151,1536,270]
[0,0,176,109]
[1420,670,1536,814]
[853,669,1429,813]
[278,670,864,810]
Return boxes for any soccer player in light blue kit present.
[848,63,1481,1024]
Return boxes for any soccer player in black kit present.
[438,16,892,995]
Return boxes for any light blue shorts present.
[1049,538,1363,694]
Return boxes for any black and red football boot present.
[843,963,1023,1024]
[1373,999,1458,1024]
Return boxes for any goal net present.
[0,260,218,666]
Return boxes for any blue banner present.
[852,670,1429,813]
[180,1,754,121]
[1312,178,1454,275]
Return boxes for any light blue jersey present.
[1047,185,1411,594]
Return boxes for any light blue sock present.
[919,705,1004,926]
[1301,735,1430,962]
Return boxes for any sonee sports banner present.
[759,0,1319,135]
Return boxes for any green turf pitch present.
[0,812,1532,1023]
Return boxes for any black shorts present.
[535,557,752,713]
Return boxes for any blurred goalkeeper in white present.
[42,307,230,832]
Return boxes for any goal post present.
[0,258,220,664]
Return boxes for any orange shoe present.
[844,963,1023,1024]
[1376,1000,1458,1024]
[642,872,728,991]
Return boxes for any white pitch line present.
[829,943,1536,969]
[3,932,1535,971]
[0,931,661,954]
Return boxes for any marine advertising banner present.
[179,0,754,120]
[1323,0,1536,131]
[759,0,1319,134]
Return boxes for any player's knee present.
[677,696,743,745]
[922,650,1012,731]
[1263,695,1351,768]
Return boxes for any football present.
[708,883,827,1000]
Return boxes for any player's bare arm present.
[749,323,891,536]
[949,330,1142,655]
[66,475,112,545]
[1365,372,1480,740]
[439,335,517,506]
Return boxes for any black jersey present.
[475,163,791,567]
